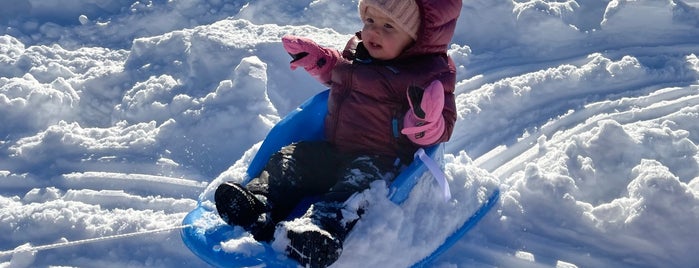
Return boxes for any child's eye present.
[365,18,374,24]
[384,23,394,29]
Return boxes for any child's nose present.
[364,26,381,38]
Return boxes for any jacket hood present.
[399,0,462,59]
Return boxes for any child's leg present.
[216,141,342,241]
[325,155,398,203]
[245,141,342,222]
[312,155,398,237]
[280,155,398,267]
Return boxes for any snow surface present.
[2,0,699,267]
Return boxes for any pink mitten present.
[401,80,446,145]
[282,35,340,85]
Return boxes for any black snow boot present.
[280,201,350,268]
[214,181,275,241]
[285,228,342,268]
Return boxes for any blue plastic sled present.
[181,90,499,267]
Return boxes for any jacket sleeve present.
[438,89,457,143]
[319,34,360,87]
[438,55,458,143]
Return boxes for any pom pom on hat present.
[359,0,420,40]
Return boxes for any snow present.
[1,0,699,267]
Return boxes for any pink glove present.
[401,80,446,146]
[281,35,340,85]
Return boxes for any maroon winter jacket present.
[325,0,460,163]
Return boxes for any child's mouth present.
[367,42,382,49]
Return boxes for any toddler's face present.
[360,7,414,61]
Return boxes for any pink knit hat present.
[358,0,421,40]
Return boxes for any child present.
[215,0,461,266]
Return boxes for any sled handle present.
[415,148,451,202]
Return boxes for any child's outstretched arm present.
[282,35,341,86]
[401,80,447,146]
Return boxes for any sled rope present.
[415,148,451,201]
[0,224,192,257]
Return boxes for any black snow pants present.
[245,140,399,239]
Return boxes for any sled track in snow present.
[476,84,699,178]
[60,172,204,213]
[61,172,207,198]
[453,43,699,173]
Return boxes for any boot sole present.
[286,230,342,268]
